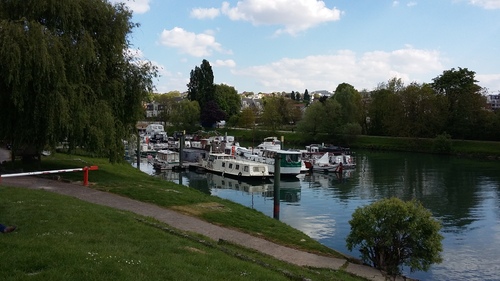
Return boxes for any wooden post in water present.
[136,131,141,169]
[273,153,281,220]
[179,130,185,170]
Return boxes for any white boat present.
[249,136,282,155]
[151,149,180,170]
[305,153,341,173]
[301,144,356,170]
[244,149,302,178]
[200,152,272,181]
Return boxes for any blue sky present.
[109,0,500,94]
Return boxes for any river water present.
[134,150,500,281]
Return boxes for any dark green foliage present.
[346,198,443,277]
[303,89,310,104]
[432,132,453,154]
[0,0,157,162]
[215,83,241,119]
[200,101,225,128]
[432,68,486,139]
[187,59,215,109]
[296,98,342,139]
[170,99,200,132]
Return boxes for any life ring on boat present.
[238,172,242,177]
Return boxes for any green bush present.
[432,133,452,154]
[346,197,443,278]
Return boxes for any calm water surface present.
[135,150,500,281]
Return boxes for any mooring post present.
[179,130,185,170]
[136,131,141,169]
[273,153,281,220]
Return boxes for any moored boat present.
[304,152,341,173]
[244,149,302,178]
[151,149,180,170]
[200,152,272,181]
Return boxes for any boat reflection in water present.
[204,172,302,207]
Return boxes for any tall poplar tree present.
[0,0,157,162]
[187,60,225,127]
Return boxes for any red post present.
[83,166,89,186]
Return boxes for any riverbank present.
[1,149,409,281]
[222,129,500,160]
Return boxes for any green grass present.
[3,152,349,259]
[0,187,362,281]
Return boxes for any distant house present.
[310,90,333,99]
[145,101,163,118]
[486,94,500,111]
[241,98,264,114]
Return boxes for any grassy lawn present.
[0,187,362,281]
[1,152,367,280]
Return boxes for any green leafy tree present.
[187,59,218,127]
[290,91,296,100]
[215,83,241,120]
[367,89,398,136]
[297,99,342,138]
[187,59,215,108]
[170,100,200,132]
[261,97,282,131]
[289,102,303,126]
[432,67,485,139]
[295,92,302,101]
[238,107,256,129]
[0,0,157,162]
[332,83,363,125]
[153,91,181,125]
[396,83,447,138]
[347,197,443,278]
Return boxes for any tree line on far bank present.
[1,0,498,163]
[152,60,500,145]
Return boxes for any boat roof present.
[262,149,301,155]
[208,153,267,167]
[157,149,178,154]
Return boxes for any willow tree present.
[0,0,156,162]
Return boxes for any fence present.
[0,166,99,186]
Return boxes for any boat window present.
[244,166,249,172]
[252,167,261,172]
[235,164,240,170]
[222,162,225,167]
[229,163,233,169]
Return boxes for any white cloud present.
[407,1,418,7]
[190,7,220,19]
[219,0,342,35]
[159,27,226,57]
[468,0,500,9]
[214,59,237,68]
[476,74,500,92]
[233,47,444,92]
[108,0,151,14]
